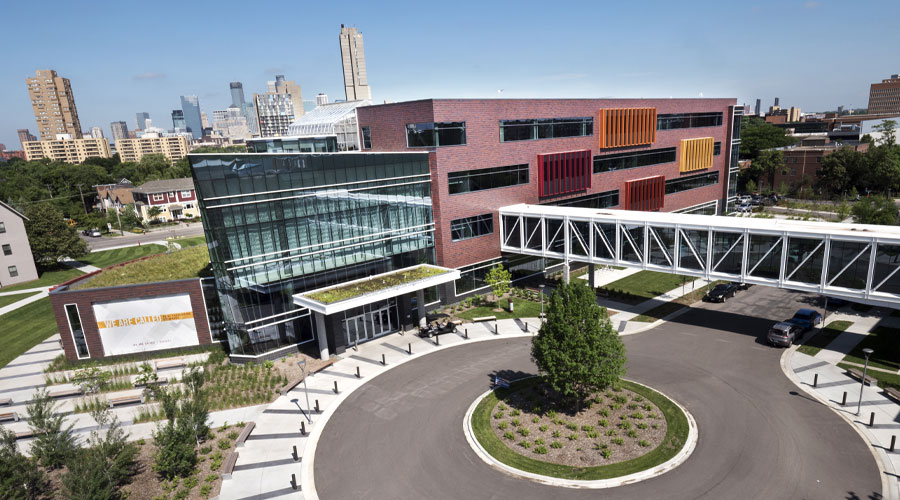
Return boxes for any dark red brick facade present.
[358,98,737,270]
[50,278,212,361]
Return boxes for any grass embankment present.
[631,281,722,323]
[472,378,689,480]
[456,298,544,321]
[0,266,84,292]
[0,291,40,309]
[837,362,900,391]
[843,326,900,371]
[79,244,167,269]
[168,235,207,248]
[797,320,853,356]
[0,298,59,369]
[72,245,211,290]
[598,271,694,306]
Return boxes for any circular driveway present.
[314,286,881,499]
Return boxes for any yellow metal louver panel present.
[680,137,714,173]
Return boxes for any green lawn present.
[0,298,59,369]
[837,362,900,391]
[843,326,900,371]
[631,281,721,323]
[456,298,545,321]
[79,244,167,269]
[0,266,85,292]
[599,271,696,305]
[0,291,41,309]
[797,320,853,356]
[72,244,211,290]
[167,235,207,248]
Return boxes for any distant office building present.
[180,95,203,139]
[250,99,371,152]
[110,121,129,142]
[774,97,780,107]
[115,136,190,163]
[90,126,104,139]
[201,111,210,130]
[230,82,245,108]
[339,25,372,101]
[868,74,900,115]
[769,142,870,190]
[316,93,329,106]
[254,75,305,137]
[787,106,801,122]
[135,112,151,131]
[27,69,83,140]
[0,201,39,287]
[23,137,111,163]
[212,107,252,139]
[17,129,37,148]
[754,99,761,116]
[228,81,259,136]
[172,109,186,131]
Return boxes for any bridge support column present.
[563,262,570,284]
[588,264,595,289]
[416,289,427,328]
[315,311,330,360]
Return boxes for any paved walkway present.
[61,259,100,273]
[0,287,51,316]
[814,311,884,364]
[786,348,900,499]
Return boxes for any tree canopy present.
[531,281,626,406]
[739,117,796,159]
[851,196,898,225]
[24,203,88,269]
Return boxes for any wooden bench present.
[0,411,19,422]
[846,367,876,386]
[471,316,496,322]
[132,376,168,388]
[49,388,83,399]
[279,358,336,396]
[221,451,239,480]
[235,422,256,448]
[0,397,11,406]
[883,386,900,403]
[107,395,143,408]
[15,430,34,440]
[155,358,185,370]
[491,376,510,389]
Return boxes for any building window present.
[791,168,796,176]
[180,190,192,197]
[152,194,164,202]
[183,203,194,210]
[544,190,619,209]
[0,222,5,233]
[168,192,176,198]
[597,108,656,148]
[361,126,372,149]
[7,265,18,277]
[448,164,529,194]
[624,176,665,211]
[816,157,822,163]
[657,112,723,130]
[538,150,591,197]
[665,171,719,195]
[406,122,466,147]
[680,137,715,173]
[64,303,90,359]
[450,213,494,241]
[1,244,10,256]
[499,117,593,142]
[714,142,722,155]
[594,147,676,173]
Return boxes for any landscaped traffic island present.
[469,376,691,482]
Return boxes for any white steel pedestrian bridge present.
[498,204,900,308]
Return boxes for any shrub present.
[199,445,213,455]
[511,418,520,427]
[581,425,594,432]
[534,445,548,454]
[535,438,545,445]
[614,395,627,404]
[627,403,638,410]
[209,451,224,471]
[633,395,644,402]
[567,433,579,441]
[546,410,557,419]
[498,422,508,430]
[0,427,49,498]
[586,431,599,438]
[550,441,563,449]
[598,418,608,427]
[639,440,651,447]
[611,403,622,410]
[605,429,617,437]
[510,408,521,416]
[518,428,530,437]
[618,422,632,431]
[532,416,540,424]
[539,425,548,432]
[520,440,531,449]
[627,429,638,438]
[601,449,612,459]
[552,430,561,438]
[598,408,609,417]
[637,423,648,430]
[612,437,624,445]
[205,473,217,483]
[200,484,212,498]
[566,422,578,431]
[504,431,515,440]
[217,439,231,451]
[26,389,78,469]
[631,412,644,420]
[643,404,653,412]
[652,423,659,430]
[227,431,239,441]
[493,412,504,419]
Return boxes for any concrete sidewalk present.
[0,287,51,316]
[815,312,884,364]
[786,348,900,499]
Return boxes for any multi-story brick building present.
[868,74,900,115]
[23,136,111,163]
[114,136,190,163]
[769,143,870,190]
[131,178,200,223]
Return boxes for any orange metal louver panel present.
[597,107,657,149]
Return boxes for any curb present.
[780,347,898,500]
[462,381,698,489]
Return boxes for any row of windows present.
[545,190,619,209]
[593,147,676,173]
[665,171,720,195]
[406,122,467,147]
[448,164,529,195]
[450,213,494,241]
[657,112,723,130]
[499,117,593,142]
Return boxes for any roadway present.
[81,222,204,251]
[314,286,882,499]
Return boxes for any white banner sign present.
[93,293,199,356]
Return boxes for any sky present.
[1,0,898,149]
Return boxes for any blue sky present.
[1,0,897,149]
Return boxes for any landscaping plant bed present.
[472,377,689,480]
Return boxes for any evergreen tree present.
[26,389,78,469]
[0,426,48,500]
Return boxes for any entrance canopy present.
[293,264,460,315]
[499,204,900,307]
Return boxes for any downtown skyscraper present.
[180,95,203,139]
[339,25,372,101]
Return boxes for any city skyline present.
[2,0,899,148]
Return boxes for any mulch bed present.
[490,383,666,467]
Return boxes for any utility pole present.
[75,184,87,215]
[114,205,124,236]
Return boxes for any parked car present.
[705,283,737,302]
[788,308,823,332]
[736,203,752,213]
[768,321,803,347]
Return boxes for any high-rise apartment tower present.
[339,25,372,101]
[254,75,304,137]
[26,70,83,140]
[868,74,900,115]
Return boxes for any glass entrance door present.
[342,302,399,347]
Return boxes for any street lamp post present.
[539,284,545,321]
[297,360,312,423]
[856,348,874,416]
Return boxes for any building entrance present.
[342,299,399,346]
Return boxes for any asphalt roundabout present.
[313,287,882,499]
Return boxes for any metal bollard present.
[315,399,320,413]
[291,473,298,490]
[435,334,439,346]
[870,412,875,427]
[494,321,499,335]
[525,322,529,332]
[300,421,306,436]
[356,366,361,378]
[465,328,468,339]
[813,374,818,387]
[292,445,299,462]
[892,436,897,452]
[381,353,386,366]
[842,391,847,406]
[408,343,412,355]
[333,380,339,394]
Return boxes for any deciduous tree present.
[851,196,898,225]
[24,203,88,269]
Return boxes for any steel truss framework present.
[499,204,900,307]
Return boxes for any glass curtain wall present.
[190,153,435,356]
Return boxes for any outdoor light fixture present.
[856,348,874,416]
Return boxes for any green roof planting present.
[304,265,448,304]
